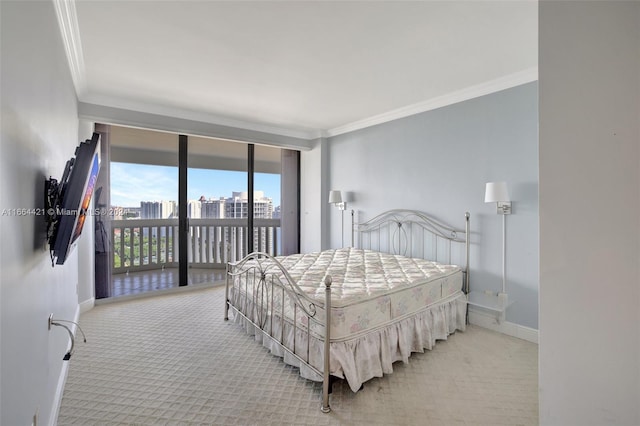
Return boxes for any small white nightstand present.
[466,291,513,322]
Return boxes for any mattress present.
[230,247,463,341]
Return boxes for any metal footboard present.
[224,252,333,413]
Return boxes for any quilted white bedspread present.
[274,247,463,340]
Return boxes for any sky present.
[110,162,281,208]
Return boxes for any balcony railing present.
[111,218,281,274]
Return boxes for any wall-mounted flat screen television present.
[46,133,101,265]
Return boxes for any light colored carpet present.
[58,286,538,425]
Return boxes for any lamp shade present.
[485,182,510,203]
[328,190,343,204]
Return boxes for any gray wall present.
[325,82,539,329]
[0,1,86,424]
[300,140,322,253]
[539,2,640,424]
[300,138,329,253]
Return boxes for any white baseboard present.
[79,297,95,314]
[49,304,81,426]
[468,307,539,344]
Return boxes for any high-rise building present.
[219,191,275,257]
[187,199,202,218]
[200,197,227,219]
[225,191,273,219]
[140,200,177,219]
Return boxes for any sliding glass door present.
[186,136,247,283]
[253,144,282,256]
[103,125,293,298]
[107,126,180,297]
[186,139,282,269]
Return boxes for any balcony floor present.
[111,267,226,298]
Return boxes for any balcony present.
[110,217,280,297]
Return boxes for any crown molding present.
[325,67,538,138]
[53,0,86,97]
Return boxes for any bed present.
[224,209,470,412]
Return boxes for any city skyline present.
[135,192,277,220]
[110,162,281,208]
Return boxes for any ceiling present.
[62,1,537,139]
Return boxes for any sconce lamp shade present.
[328,190,343,204]
[485,182,510,203]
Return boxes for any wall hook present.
[48,316,87,361]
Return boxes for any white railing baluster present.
[118,227,124,271]
[155,226,161,265]
[145,226,151,265]
[110,218,279,273]
[128,226,133,267]
[205,226,211,264]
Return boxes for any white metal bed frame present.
[224,209,470,413]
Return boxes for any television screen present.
[49,133,101,265]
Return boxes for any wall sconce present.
[484,181,511,214]
[329,190,346,210]
[329,190,346,247]
[485,181,511,300]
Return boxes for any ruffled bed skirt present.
[231,291,467,392]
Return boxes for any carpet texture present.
[58,286,538,425]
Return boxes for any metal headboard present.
[353,209,470,293]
